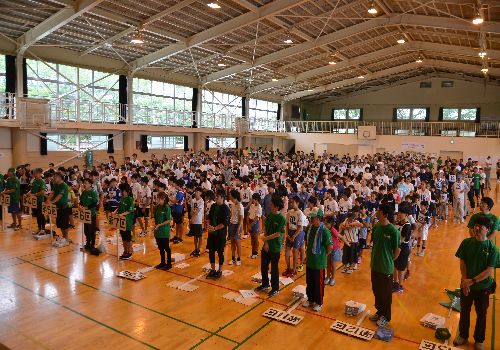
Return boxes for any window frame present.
[208,137,237,149]
[395,107,429,121]
[146,135,185,150]
[330,108,362,120]
[441,107,478,121]
[46,133,108,152]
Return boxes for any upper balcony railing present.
[283,120,500,137]
[1,93,498,137]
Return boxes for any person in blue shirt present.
[262,182,275,220]
[170,179,185,244]
[106,178,121,216]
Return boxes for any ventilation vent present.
[420,81,432,88]
[441,81,454,87]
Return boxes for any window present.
[0,55,5,93]
[249,99,279,131]
[331,108,361,120]
[147,136,185,149]
[442,108,478,121]
[201,90,241,128]
[27,59,119,102]
[46,134,108,151]
[394,129,426,136]
[208,137,237,149]
[440,130,476,137]
[132,78,193,126]
[395,107,427,120]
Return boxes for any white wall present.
[295,78,500,121]
[289,132,500,167]
[0,128,12,173]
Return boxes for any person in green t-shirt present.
[79,178,99,255]
[453,215,499,349]
[2,168,21,230]
[31,168,46,234]
[467,197,499,241]
[471,167,481,201]
[302,210,333,312]
[256,194,285,297]
[116,183,135,260]
[153,192,172,270]
[369,203,400,328]
[47,172,70,245]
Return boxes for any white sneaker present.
[325,277,331,284]
[312,304,322,312]
[346,269,353,274]
[53,238,69,248]
[329,279,335,286]
[236,260,241,266]
[419,251,425,257]
[376,316,389,327]
[228,259,234,265]
[302,300,310,308]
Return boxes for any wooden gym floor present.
[0,192,498,350]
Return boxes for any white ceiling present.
[1,0,499,103]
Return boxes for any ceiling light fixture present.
[207,2,221,9]
[217,62,226,67]
[472,13,483,25]
[130,30,144,44]
[284,36,293,44]
[329,60,337,65]
[368,2,378,14]
[416,57,423,63]
[272,78,278,82]
[397,38,406,44]
[481,67,488,74]
[358,75,365,79]
[478,51,487,58]
[307,88,314,92]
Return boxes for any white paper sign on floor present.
[239,290,258,299]
[175,263,190,269]
[279,276,294,286]
[331,320,374,341]
[262,307,303,326]
[419,340,460,350]
[223,292,258,306]
[117,270,146,281]
[292,285,306,299]
[172,253,185,262]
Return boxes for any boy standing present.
[302,210,333,312]
[2,168,21,229]
[154,192,172,270]
[453,215,498,350]
[189,187,204,257]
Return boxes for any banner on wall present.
[402,142,425,153]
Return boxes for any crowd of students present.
[0,149,498,346]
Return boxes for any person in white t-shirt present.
[137,176,151,237]
[248,193,262,259]
[284,196,306,278]
[189,187,204,257]
[452,174,467,223]
[323,189,339,221]
[228,189,244,265]
[240,179,253,237]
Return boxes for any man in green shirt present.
[302,210,332,312]
[471,167,482,203]
[454,215,499,350]
[2,168,21,230]
[467,197,499,241]
[153,192,172,270]
[369,204,400,328]
[256,194,286,297]
[31,168,46,234]
[79,178,100,255]
[47,172,70,246]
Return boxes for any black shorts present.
[190,224,203,237]
[56,207,71,230]
[120,230,132,242]
[394,243,410,271]
[207,232,226,251]
[172,212,184,225]
[136,207,150,218]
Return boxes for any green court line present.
[230,264,346,349]
[18,258,238,345]
[0,274,159,350]
[190,268,312,350]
